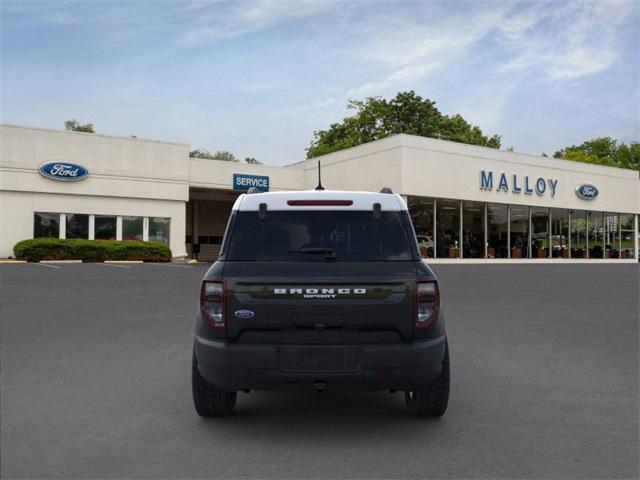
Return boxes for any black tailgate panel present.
[223,261,417,344]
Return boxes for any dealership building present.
[1,123,638,262]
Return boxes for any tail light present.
[415,280,439,328]
[200,280,225,328]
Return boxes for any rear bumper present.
[194,335,447,392]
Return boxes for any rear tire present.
[405,341,450,417]
[192,353,237,417]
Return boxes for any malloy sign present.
[480,170,558,197]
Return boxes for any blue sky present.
[2,0,639,165]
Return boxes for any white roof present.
[232,190,407,211]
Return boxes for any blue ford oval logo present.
[39,161,89,182]
[575,184,598,200]
[234,309,255,319]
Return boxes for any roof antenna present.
[315,160,325,191]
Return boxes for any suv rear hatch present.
[221,207,419,344]
[223,261,417,344]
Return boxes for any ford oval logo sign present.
[575,184,598,200]
[39,161,89,182]
[234,309,255,319]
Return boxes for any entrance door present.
[187,190,240,261]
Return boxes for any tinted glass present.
[571,210,587,258]
[34,212,59,238]
[620,214,635,259]
[149,217,170,244]
[462,201,484,258]
[487,203,508,259]
[66,214,89,239]
[531,207,549,259]
[510,205,529,259]
[436,199,460,258]
[588,211,604,258]
[408,196,434,258]
[95,215,117,240]
[551,209,569,258]
[603,213,619,259]
[226,210,414,261]
[122,216,143,241]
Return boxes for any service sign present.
[39,161,89,182]
[233,173,269,192]
[575,184,598,200]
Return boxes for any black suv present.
[192,190,449,416]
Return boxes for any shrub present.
[13,238,172,262]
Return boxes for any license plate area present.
[279,346,360,372]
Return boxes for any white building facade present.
[1,124,638,262]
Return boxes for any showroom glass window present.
[620,214,635,259]
[34,212,59,238]
[65,214,89,239]
[149,217,170,244]
[462,201,484,258]
[588,211,604,258]
[603,213,619,259]
[510,206,529,259]
[531,207,550,259]
[408,196,434,258]
[551,209,569,258]
[436,199,460,258]
[487,203,508,259]
[122,216,143,241]
[571,210,587,258]
[95,215,117,240]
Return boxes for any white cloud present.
[2,0,637,164]
[183,0,341,44]
[359,5,512,67]
[499,0,637,80]
[347,63,440,97]
[240,81,278,93]
[9,0,635,85]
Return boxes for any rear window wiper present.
[298,247,336,260]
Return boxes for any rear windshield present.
[225,210,415,261]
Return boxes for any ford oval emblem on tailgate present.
[234,309,255,319]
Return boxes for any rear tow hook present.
[313,381,326,393]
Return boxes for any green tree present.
[190,149,215,159]
[212,150,238,162]
[306,91,501,158]
[554,137,640,171]
[189,149,239,162]
[64,119,94,133]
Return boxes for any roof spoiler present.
[380,187,393,194]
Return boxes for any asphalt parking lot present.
[1,262,638,479]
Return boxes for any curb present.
[0,260,27,264]
[104,260,144,264]
[40,260,83,264]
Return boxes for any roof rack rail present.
[380,187,393,194]
[246,187,261,194]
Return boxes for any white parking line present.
[35,263,61,269]
[147,263,194,268]
[96,263,132,269]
